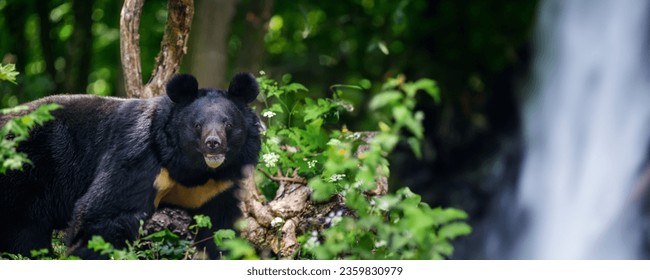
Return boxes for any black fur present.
[0,73,261,259]
[227,73,259,104]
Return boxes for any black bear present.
[0,73,261,259]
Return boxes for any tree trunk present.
[120,0,194,98]
[234,0,274,74]
[184,0,236,88]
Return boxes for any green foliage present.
[81,215,257,260]
[0,103,61,174]
[213,229,259,260]
[85,219,203,260]
[305,188,471,259]
[369,75,440,158]
[0,64,61,174]
[0,232,77,260]
[257,73,470,259]
[0,63,18,84]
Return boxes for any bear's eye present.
[194,123,201,130]
[225,122,232,129]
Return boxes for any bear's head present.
[165,73,259,172]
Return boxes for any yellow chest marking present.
[153,168,233,209]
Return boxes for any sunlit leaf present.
[369,90,402,110]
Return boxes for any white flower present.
[262,152,280,168]
[307,159,317,169]
[374,240,387,248]
[328,174,346,182]
[378,200,390,210]
[305,235,320,249]
[304,230,321,249]
[271,217,284,227]
[262,111,276,118]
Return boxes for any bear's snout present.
[205,136,222,150]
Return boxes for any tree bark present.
[120,0,145,98]
[120,0,194,99]
[185,0,236,88]
[144,0,194,98]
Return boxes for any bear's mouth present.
[204,154,226,169]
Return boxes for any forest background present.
[0,0,538,259]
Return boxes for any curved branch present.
[120,0,145,98]
[120,0,194,99]
[144,0,194,98]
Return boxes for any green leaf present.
[374,195,401,211]
[310,178,338,202]
[438,222,472,239]
[393,106,423,138]
[369,90,403,110]
[407,137,422,158]
[268,103,284,114]
[0,64,19,84]
[431,208,468,225]
[413,79,440,103]
[378,121,391,132]
[87,236,114,256]
[221,239,259,260]
[142,229,180,242]
[0,105,28,114]
[213,229,236,246]
[284,83,308,93]
[190,215,212,230]
[378,41,389,55]
[432,241,454,258]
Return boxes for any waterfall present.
[512,0,650,259]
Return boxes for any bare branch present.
[144,0,194,98]
[258,168,308,184]
[120,0,145,98]
[120,0,194,98]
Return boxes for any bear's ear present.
[166,74,199,104]
[227,72,259,104]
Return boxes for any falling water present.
[513,0,650,259]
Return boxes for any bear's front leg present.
[189,186,242,259]
[66,158,159,259]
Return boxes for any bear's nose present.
[205,136,222,150]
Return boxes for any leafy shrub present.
[0,63,61,174]
[257,73,471,259]
[0,104,61,174]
